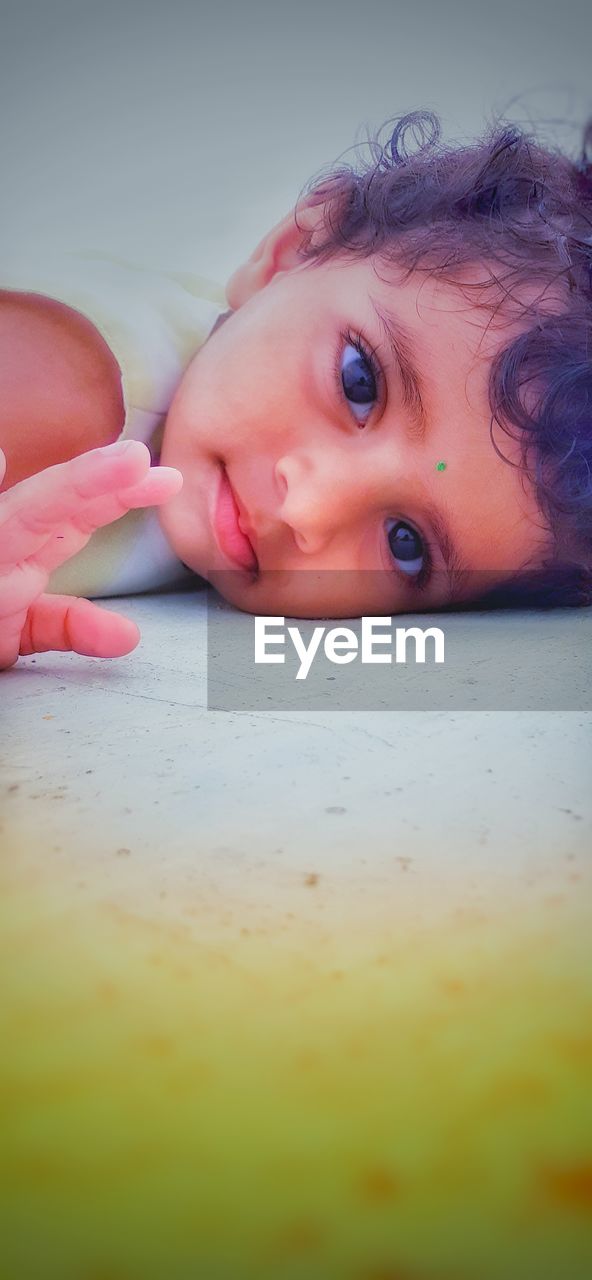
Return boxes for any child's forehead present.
[370,251,570,328]
[283,250,564,375]
[298,250,512,315]
[364,258,515,362]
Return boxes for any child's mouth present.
[213,466,259,574]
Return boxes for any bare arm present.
[0,290,125,491]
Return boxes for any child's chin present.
[204,567,259,612]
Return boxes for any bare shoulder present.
[0,289,125,490]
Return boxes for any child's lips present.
[213,466,259,573]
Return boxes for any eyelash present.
[401,536,433,592]
[332,326,433,593]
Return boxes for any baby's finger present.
[0,448,6,488]
[0,441,152,554]
[119,465,184,509]
[38,462,183,541]
[27,465,183,577]
[0,447,182,569]
[18,594,141,659]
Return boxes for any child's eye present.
[333,329,383,427]
[386,519,429,581]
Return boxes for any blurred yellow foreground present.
[1,823,591,1280]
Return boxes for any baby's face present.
[159,241,549,618]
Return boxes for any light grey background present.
[1,0,590,286]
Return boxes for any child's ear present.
[225,200,326,309]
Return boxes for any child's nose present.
[274,448,372,556]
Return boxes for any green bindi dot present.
[435,460,447,472]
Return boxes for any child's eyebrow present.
[370,298,427,438]
[370,297,470,598]
[423,501,472,600]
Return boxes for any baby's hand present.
[0,440,183,670]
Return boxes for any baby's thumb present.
[19,594,141,659]
[0,448,6,487]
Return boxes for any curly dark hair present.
[295,111,592,609]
